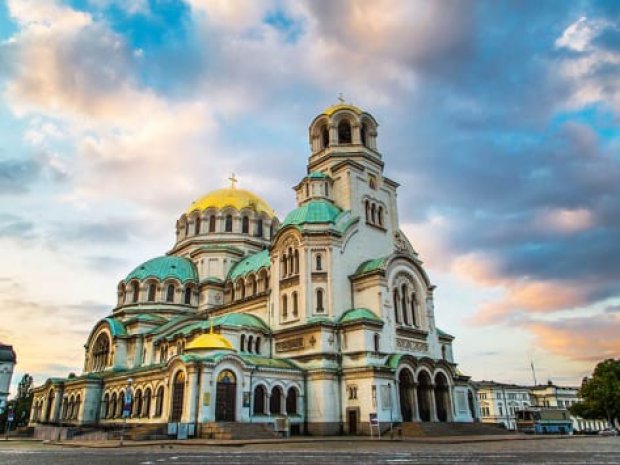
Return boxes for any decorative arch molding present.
[385,254,432,290]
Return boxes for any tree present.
[570,359,620,428]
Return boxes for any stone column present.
[412,382,420,422]
[186,367,199,424]
[429,385,438,422]
[329,124,338,146]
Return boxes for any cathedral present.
[30,102,477,436]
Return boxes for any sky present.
[0,0,619,395]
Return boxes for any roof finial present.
[338,92,345,104]
[228,173,238,189]
[209,318,214,334]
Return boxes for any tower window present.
[369,174,377,189]
[282,294,288,318]
[256,220,263,238]
[184,287,192,305]
[147,284,156,302]
[209,216,216,232]
[316,254,322,271]
[131,282,140,303]
[361,123,367,147]
[194,218,201,235]
[225,215,233,232]
[242,216,249,234]
[321,124,329,149]
[374,333,380,352]
[316,289,324,312]
[166,284,175,303]
[338,120,352,144]
[240,334,245,352]
[378,207,384,226]
[292,292,298,317]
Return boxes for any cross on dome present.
[338,92,345,104]
[228,173,238,189]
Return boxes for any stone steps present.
[401,422,510,437]
[200,422,280,440]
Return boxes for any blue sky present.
[0,0,619,394]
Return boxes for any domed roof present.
[185,324,235,352]
[323,103,363,116]
[124,256,198,283]
[282,200,343,227]
[0,343,16,363]
[186,187,275,217]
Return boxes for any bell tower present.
[305,100,400,238]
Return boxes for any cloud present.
[0,158,41,194]
[0,213,36,240]
[527,314,620,362]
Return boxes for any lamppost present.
[120,378,133,447]
[4,404,13,441]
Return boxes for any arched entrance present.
[45,390,55,422]
[215,370,236,422]
[398,369,415,422]
[171,371,185,422]
[416,372,432,422]
[434,372,450,422]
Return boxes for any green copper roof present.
[354,256,388,276]
[437,328,454,339]
[228,250,270,280]
[213,313,270,332]
[104,317,127,337]
[386,354,403,369]
[124,314,166,325]
[124,256,198,283]
[180,352,300,371]
[282,200,343,227]
[338,308,383,324]
[307,171,330,180]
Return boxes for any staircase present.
[401,422,511,437]
[124,423,168,440]
[199,422,281,440]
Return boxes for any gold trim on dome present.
[186,187,275,216]
[323,103,363,117]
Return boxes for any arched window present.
[171,371,185,422]
[237,279,245,299]
[247,335,254,353]
[131,282,140,303]
[286,388,298,415]
[184,221,189,238]
[324,182,329,196]
[155,386,164,417]
[251,276,257,296]
[134,390,143,418]
[166,284,175,303]
[305,183,310,197]
[442,345,447,360]
[281,255,288,277]
[292,292,298,317]
[110,393,117,419]
[401,284,409,326]
[371,204,376,224]
[92,332,110,372]
[255,337,261,355]
[117,391,124,418]
[393,289,401,324]
[194,217,201,235]
[410,292,417,326]
[242,216,249,234]
[316,254,322,271]
[147,283,156,302]
[365,200,370,222]
[253,385,266,415]
[256,219,263,238]
[338,120,352,144]
[184,287,192,305]
[316,289,324,312]
[321,124,329,149]
[361,123,367,147]
[288,248,294,274]
[270,386,283,415]
[240,334,245,352]
[160,345,167,363]
[143,388,152,417]
[374,333,380,353]
[282,294,288,318]
[294,250,299,274]
[378,207,384,226]
[225,214,233,232]
[209,215,216,232]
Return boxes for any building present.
[0,342,16,412]
[475,380,610,433]
[30,102,477,436]
[475,381,532,430]
[530,382,609,433]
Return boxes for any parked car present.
[598,429,618,436]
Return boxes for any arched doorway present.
[398,369,415,422]
[215,370,236,422]
[45,390,55,422]
[171,371,185,422]
[435,372,450,422]
[416,372,432,422]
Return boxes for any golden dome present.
[185,332,235,352]
[323,103,363,117]
[186,187,275,217]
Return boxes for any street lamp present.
[120,378,133,447]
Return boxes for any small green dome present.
[0,343,16,363]
[338,308,382,324]
[124,256,198,283]
[213,313,270,332]
[282,200,343,227]
[307,171,330,180]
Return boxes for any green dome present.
[0,343,16,363]
[282,200,343,227]
[338,308,382,324]
[124,256,198,283]
[213,313,270,332]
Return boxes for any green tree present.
[570,359,620,428]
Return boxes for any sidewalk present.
[44,433,583,449]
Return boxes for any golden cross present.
[228,173,238,189]
[338,92,345,104]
